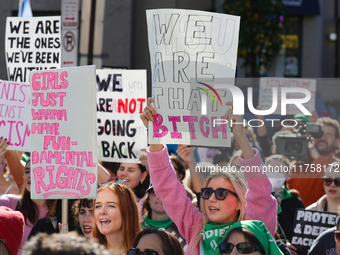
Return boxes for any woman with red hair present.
[93,181,141,254]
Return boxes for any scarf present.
[200,221,234,255]
[142,216,173,230]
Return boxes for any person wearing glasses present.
[93,181,141,254]
[140,99,277,255]
[218,220,284,255]
[128,228,184,255]
[306,161,340,213]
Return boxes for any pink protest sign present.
[0,80,30,151]
[30,66,98,199]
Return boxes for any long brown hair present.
[17,160,40,226]
[92,183,141,250]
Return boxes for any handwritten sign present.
[6,16,61,83]
[30,66,98,199]
[146,9,239,147]
[0,80,30,151]
[291,209,339,255]
[96,69,147,163]
[259,78,316,115]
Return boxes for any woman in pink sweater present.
[140,99,277,255]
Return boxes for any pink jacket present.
[147,145,277,255]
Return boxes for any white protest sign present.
[96,69,147,163]
[259,78,316,115]
[146,9,239,147]
[30,65,98,199]
[0,81,30,151]
[6,16,61,83]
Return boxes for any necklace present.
[111,250,126,255]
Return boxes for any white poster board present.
[96,69,147,163]
[30,65,98,199]
[6,16,61,83]
[146,9,240,147]
[0,80,30,151]
[259,78,316,115]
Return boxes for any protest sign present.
[291,208,339,255]
[0,80,30,151]
[96,69,147,163]
[30,65,98,199]
[146,9,240,147]
[6,16,61,83]
[259,78,316,115]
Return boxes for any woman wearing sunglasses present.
[140,99,277,255]
[218,220,284,255]
[93,181,141,254]
[306,161,340,213]
[128,228,184,255]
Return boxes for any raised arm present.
[5,149,25,190]
[176,144,204,193]
[97,162,111,184]
[0,138,8,171]
[226,102,277,237]
[140,97,204,242]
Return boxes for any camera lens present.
[285,141,302,153]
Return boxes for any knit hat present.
[0,206,25,255]
[224,220,284,255]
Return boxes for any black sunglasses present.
[322,177,340,187]
[127,248,161,255]
[201,187,238,200]
[98,179,127,187]
[219,242,263,254]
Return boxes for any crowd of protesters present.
[0,97,340,255]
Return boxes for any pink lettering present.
[153,114,168,138]
[168,116,182,138]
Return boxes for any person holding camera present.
[288,117,340,207]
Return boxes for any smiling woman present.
[93,183,141,254]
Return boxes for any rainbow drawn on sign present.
[197,82,223,115]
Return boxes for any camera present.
[275,122,323,160]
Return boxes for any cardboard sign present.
[0,80,30,151]
[96,69,147,163]
[30,65,98,199]
[291,208,339,255]
[6,16,61,83]
[146,9,240,147]
[259,78,316,115]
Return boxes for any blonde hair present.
[187,170,248,254]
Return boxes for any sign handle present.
[61,199,68,234]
